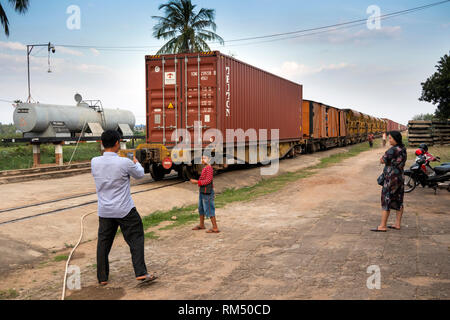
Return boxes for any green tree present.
[152,0,223,54]
[419,52,450,120]
[0,123,20,138]
[412,113,435,121]
[0,0,30,37]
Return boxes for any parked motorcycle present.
[404,154,450,193]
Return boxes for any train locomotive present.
[121,51,406,181]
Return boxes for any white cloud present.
[90,48,100,56]
[55,46,83,56]
[292,25,402,45]
[0,41,84,57]
[0,52,110,75]
[76,63,110,74]
[0,41,26,51]
[274,61,353,78]
[329,26,402,44]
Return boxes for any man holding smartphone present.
[91,130,157,286]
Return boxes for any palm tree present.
[152,0,223,54]
[0,0,29,36]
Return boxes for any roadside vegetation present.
[0,288,19,300]
[406,145,450,167]
[0,143,101,171]
[0,138,145,171]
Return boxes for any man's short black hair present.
[101,130,121,148]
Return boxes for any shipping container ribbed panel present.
[145,51,303,146]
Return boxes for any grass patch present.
[406,145,450,166]
[53,254,68,262]
[144,231,160,239]
[313,139,380,169]
[141,205,198,230]
[0,289,19,300]
[0,143,102,171]
[139,140,377,233]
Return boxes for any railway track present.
[0,162,92,185]
[0,174,184,226]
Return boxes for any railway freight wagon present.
[301,100,346,152]
[383,118,400,132]
[341,109,368,144]
[134,51,303,180]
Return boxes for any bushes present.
[0,142,102,171]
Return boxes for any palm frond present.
[8,0,29,13]
[152,0,222,54]
[0,3,10,36]
[191,19,216,31]
[197,30,224,45]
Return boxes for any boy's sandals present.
[192,226,206,230]
[99,281,108,286]
[206,229,220,233]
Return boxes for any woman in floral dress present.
[371,131,407,232]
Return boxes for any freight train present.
[120,51,406,181]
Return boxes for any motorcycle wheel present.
[404,175,417,193]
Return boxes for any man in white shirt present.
[91,130,156,285]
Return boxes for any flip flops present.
[388,225,401,230]
[136,274,158,287]
[370,228,387,232]
[192,226,206,230]
[206,229,220,233]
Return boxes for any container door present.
[182,54,217,146]
[147,57,182,145]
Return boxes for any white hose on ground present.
[61,210,95,300]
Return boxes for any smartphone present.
[127,152,134,160]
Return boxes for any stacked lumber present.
[407,120,450,146]
[432,120,450,145]
[408,121,433,146]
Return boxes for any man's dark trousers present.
[97,207,147,283]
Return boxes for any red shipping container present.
[145,51,303,147]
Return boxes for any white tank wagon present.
[13,99,136,138]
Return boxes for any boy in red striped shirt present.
[190,155,220,233]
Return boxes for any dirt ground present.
[0,143,449,300]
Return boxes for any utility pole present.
[26,42,56,103]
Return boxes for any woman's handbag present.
[377,173,385,186]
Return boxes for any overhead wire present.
[52,0,450,52]
[220,0,450,43]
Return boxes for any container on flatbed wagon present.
[302,100,342,140]
[145,51,303,147]
[302,100,347,151]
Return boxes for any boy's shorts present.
[199,191,215,218]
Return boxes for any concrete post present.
[55,143,63,166]
[120,141,127,150]
[32,144,41,167]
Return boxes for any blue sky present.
[0,0,449,125]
